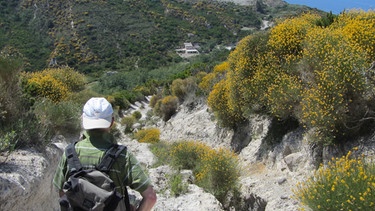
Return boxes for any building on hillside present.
[175,42,200,58]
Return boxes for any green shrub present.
[66,89,102,106]
[134,128,160,144]
[149,94,161,108]
[9,111,51,149]
[170,141,210,170]
[294,148,375,210]
[195,147,241,204]
[170,141,240,206]
[169,172,189,197]
[46,67,86,92]
[107,92,131,110]
[171,77,197,101]
[0,56,24,128]
[132,111,142,120]
[153,95,179,122]
[149,141,172,167]
[32,98,81,135]
[0,56,51,151]
[121,116,136,133]
[0,131,16,152]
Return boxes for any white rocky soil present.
[1,96,374,210]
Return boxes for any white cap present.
[82,97,113,130]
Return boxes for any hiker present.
[53,97,157,211]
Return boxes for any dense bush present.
[268,13,320,62]
[153,95,179,122]
[107,92,131,111]
[265,73,303,120]
[300,26,368,142]
[334,10,375,62]
[66,89,102,106]
[45,67,86,92]
[25,74,69,103]
[294,148,375,210]
[170,141,210,170]
[0,55,45,152]
[169,141,240,207]
[149,94,161,108]
[169,172,189,197]
[134,128,160,144]
[121,116,136,134]
[132,111,142,120]
[207,79,245,128]
[0,55,24,128]
[207,11,375,144]
[149,141,172,167]
[225,32,273,117]
[32,98,81,135]
[196,147,241,204]
[199,61,229,94]
[171,77,198,102]
[21,67,86,103]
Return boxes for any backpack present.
[59,142,130,211]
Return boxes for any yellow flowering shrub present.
[333,10,375,62]
[207,79,245,128]
[27,74,69,103]
[199,61,229,93]
[265,73,302,119]
[21,67,86,103]
[134,128,160,144]
[44,67,86,92]
[170,141,211,170]
[301,26,368,140]
[226,33,269,108]
[268,13,320,63]
[222,33,272,123]
[206,11,375,143]
[294,149,375,210]
[196,147,240,203]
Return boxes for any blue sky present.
[285,0,375,14]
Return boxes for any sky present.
[284,0,375,14]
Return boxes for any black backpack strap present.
[97,144,130,211]
[65,142,82,175]
[97,144,126,172]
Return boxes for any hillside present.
[0,0,317,74]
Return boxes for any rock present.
[284,152,305,172]
[0,146,62,211]
[154,185,224,211]
[277,177,287,185]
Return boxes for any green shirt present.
[53,130,151,195]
